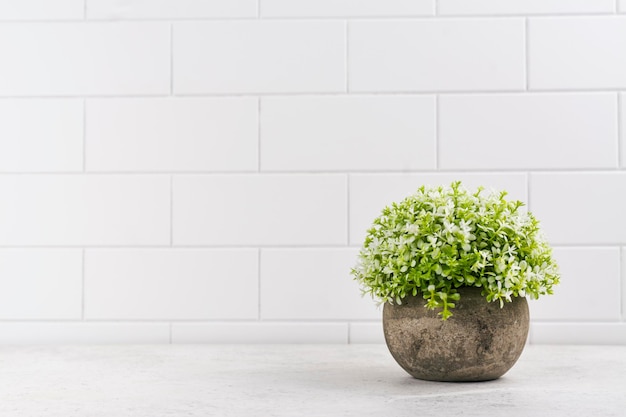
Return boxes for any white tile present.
[529,17,626,90]
[261,96,435,171]
[0,0,84,20]
[530,173,626,245]
[172,323,349,344]
[349,19,524,92]
[0,250,82,319]
[0,23,170,96]
[87,0,257,19]
[440,93,618,170]
[173,175,347,246]
[530,323,626,344]
[439,0,614,15]
[85,249,258,320]
[349,322,385,344]
[621,0,626,12]
[0,323,170,344]
[174,21,345,94]
[349,173,527,245]
[529,248,621,321]
[0,175,170,246]
[261,0,433,17]
[86,98,258,172]
[261,249,379,320]
[0,99,83,172]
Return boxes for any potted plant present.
[352,182,560,382]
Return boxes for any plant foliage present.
[352,182,560,320]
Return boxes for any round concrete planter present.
[383,287,529,382]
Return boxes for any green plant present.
[352,181,560,320]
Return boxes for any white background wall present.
[0,0,625,344]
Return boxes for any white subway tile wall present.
[349,323,385,344]
[438,0,615,15]
[0,1,623,344]
[172,175,347,246]
[261,0,435,17]
[349,19,525,92]
[260,248,378,320]
[260,96,436,171]
[0,99,83,172]
[528,17,626,90]
[173,21,346,94]
[0,0,84,20]
[439,93,618,170]
[0,23,170,96]
[530,323,626,345]
[172,323,349,344]
[529,248,621,321]
[0,175,170,246]
[0,323,170,344]
[84,249,259,320]
[530,173,626,245]
[86,0,258,19]
[86,98,258,172]
[0,250,82,319]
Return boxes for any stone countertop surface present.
[0,344,624,416]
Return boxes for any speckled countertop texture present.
[0,344,624,416]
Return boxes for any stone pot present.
[382,286,529,382]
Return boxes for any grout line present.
[169,323,173,344]
[258,248,262,321]
[0,244,358,250]
[616,0,620,13]
[0,14,624,23]
[170,24,174,95]
[345,20,350,93]
[524,18,529,91]
[526,172,531,208]
[4,318,626,325]
[435,95,440,169]
[83,0,87,19]
[257,98,262,172]
[347,323,352,344]
[0,168,624,176]
[0,318,382,324]
[543,244,624,249]
[1,168,626,176]
[82,99,87,172]
[346,174,351,244]
[617,247,626,321]
[257,0,261,18]
[618,93,623,168]
[434,0,439,15]
[0,243,619,249]
[0,89,625,99]
[81,249,85,320]
[170,175,174,246]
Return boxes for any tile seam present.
[524,17,530,90]
[618,93,623,168]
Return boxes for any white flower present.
[442,219,459,235]
[404,223,420,235]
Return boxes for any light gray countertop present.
[0,344,624,416]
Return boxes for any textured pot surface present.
[383,287,529,382]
